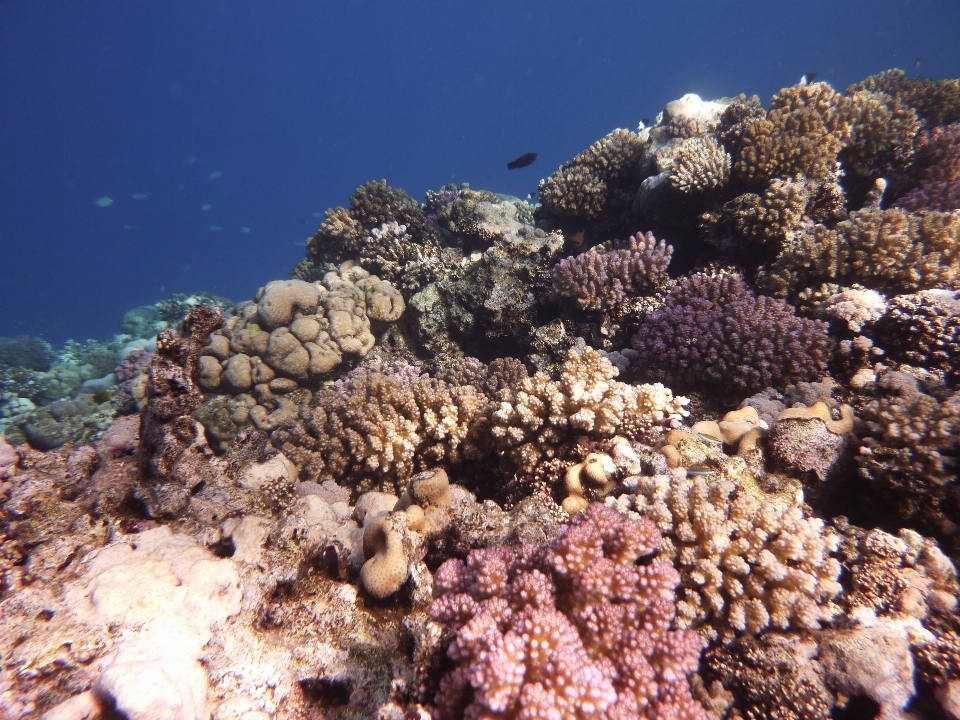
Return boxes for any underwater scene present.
[3,3,960,719]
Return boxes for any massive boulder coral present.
[550,231,673,311]
[428,504,706,720]
[631,272,831,394]
[197,265,404,435]
[490,347,688,472]
[621,470,842,644]
[758,207,960,300]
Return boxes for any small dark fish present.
[806,71,818,82]
[915,58,922,70]
[507,152,537,170]
[641,117,651,127]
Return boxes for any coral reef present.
[631,272,831,394]
[428,504,706,719]
[551,231,672,312]
[491,347,688,472]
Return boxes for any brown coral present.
[538,128,645,221]
[759,207,960,299]
[850,69,960,128]
[669,135,731,193]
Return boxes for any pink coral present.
[428,504,706,720]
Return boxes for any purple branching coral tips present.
[427,504,707,720]
[631,272,830,394]
[551,231,673,312]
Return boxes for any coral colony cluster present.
[4,69,960,720]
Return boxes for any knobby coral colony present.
[4,70,960,720]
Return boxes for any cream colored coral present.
[620,470,842,644]
[491,348,688,471]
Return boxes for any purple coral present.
[428,504,706,720]
[893,178,960,212]
[631,273,830,393]
[551,232,673,311]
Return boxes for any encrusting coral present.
[428,504,706,720]
[550,231,673,312]
[631,272,831,393]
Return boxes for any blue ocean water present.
[1,1,958,345]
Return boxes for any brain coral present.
[623,470,842,644]
[428,504,706,720]
[490,347,688,472]
[631,273,831,393]
[550,231,673,311]
[537,128,646,221]
[758,207,960,299]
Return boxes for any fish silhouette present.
[507,152,537,170]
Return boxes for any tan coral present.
[562,452,617,514]
[491,348,688,472]
[622,470,842,644]
[669,135,731,193]
[359,513,409,599]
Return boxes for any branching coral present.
[856,371,960,538]
[631,272,831,393]
[759,207,960,299]
[490,348,688,472]
[869,290,960,382]
[669,135,731,193]
[912,123,960,185]
[538,128,646,221]
[727,176,813,245]
[271,370,493,496]
[428,504,706,720]
[849,69,960,128]
[623,470,843,644]
[893,178,960,212]
[550,232,672,311]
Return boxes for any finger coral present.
[856,371,960,539]
[624,470,843,644]
[272,370,493,496]
[490,347,688,472]
[631,272,831,393]
[428,504,706,720]
[537,128,646,221]
[759,207,960,299]
[550,231,673,311]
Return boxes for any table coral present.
[631,272,831,394]
[428,504,706,720]
[490,347,688,472]
[550,231,672,311]
[623,470,842,644]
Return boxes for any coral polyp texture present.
[550,231,673,311]
[428,504,706,720]
[9,68,960,720]
[631,272,831,393]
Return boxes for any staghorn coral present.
[759,207,960,299]
[869,289,960,382]
[856,371,960,538]
[669,135,731,193]
[631,272,831,394]
[850,69,960,128]
[622,469,843,645]
[550,231,673,311]
[428,504,706,720]
[272,370,493,496]
[538,128,646,221]
[490,347,688,472]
